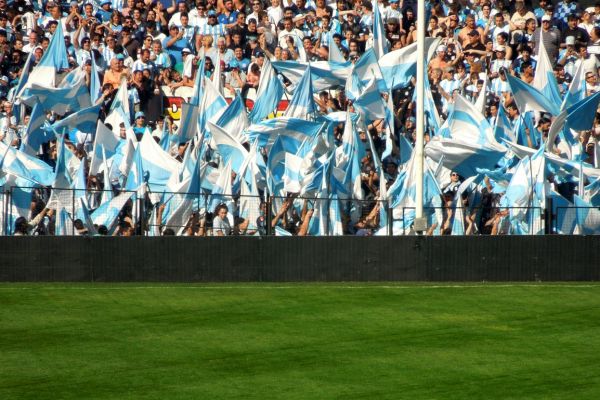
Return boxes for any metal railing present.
[2,186,599,236]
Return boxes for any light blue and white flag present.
[272,60,352,92]
[573,195,600,234]
[245,117,324,153]
[48,104,101,135]
[19,103,51,156]
[283,152,303,194]
[18,22,69,93]
[207,121,249,174]
[199,76,228,134]
[213,94,250,143]
[371,0,388,59]
[505,72,560,116]
[89,121,121,176]
[124,132,179,193]
[533,31,562,110]
[426,137,506,178]
[91,190,135,232]
[284,64,318,120]
[90,50,102,104]
[248,58,285,124]
[378,37,440,90]
[177,102,199,142]
[561,61,586,111]
[353,78,386,120]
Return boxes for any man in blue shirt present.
[163,25,188,66]
[218,0,238,27]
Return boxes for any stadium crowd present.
[3,0,600,236]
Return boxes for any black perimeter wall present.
[2,236,600,282]
[0,236,599,282]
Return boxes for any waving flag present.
[533,31,562,110]
[272,60,352,92]
[207,121,249,173]
[505,73,560,115]
[18,22,69,94]
[573,195,600,234]
[561,61,586,110]
[379,37,441,90]
[248,58,285,124]
[245,117,324,153]
[48,104,102,135]
[371,0,388,58]
[213,94,250,143]
[284,64,318,120]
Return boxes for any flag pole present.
[414,0,427,234]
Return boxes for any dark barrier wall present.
[0,236,599,282]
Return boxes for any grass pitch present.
[1,283,600,399]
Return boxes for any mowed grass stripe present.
[1,284,599,399]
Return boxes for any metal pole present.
[413,0,427,234]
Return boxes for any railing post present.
[266,196,272,236]
[72,188,75,236]
[387,201,392,236]
[545,198,553,235]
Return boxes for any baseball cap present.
[467,30,479,36]
[565,36,575,45]
[541,15,551,22]
[182,47,192,53]
[437,44,447,53]
[207,10,217,16]
[135,111,145,119]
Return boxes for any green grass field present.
[1,283,600,399]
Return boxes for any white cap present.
[437,45,447,53]
[494,45,506,52]
[565,36,575,45]
[541,15,551,22]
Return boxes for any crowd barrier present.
[1,236,599,282]
[1,186,598,236]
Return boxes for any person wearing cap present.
[428,44,448,72]
[463,29,486,58]
[533,14,561,62]
[132,111,146,139]
[97,0,114,23]
[163,25,188,65]
[384,0,401,23]
[489,46,511,77]
[439,66,459,114]
[579,10,595,36]
[199,9,229,49]
[558,36,580,77]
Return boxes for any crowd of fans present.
[3,0,600,235]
